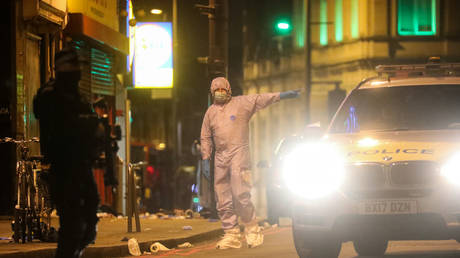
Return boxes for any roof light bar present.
[376,62,460,78]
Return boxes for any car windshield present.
[330,84,460,133]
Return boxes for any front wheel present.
[292,223,341,258]
[353,238,388,256]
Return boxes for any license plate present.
[359,200,417,215]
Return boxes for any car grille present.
[390,161,439,186]
[344,163,386,189]
[343,161,439,190]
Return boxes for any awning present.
[65,13,129,55]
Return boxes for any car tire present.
[266,187,282,225]
[292,223,341,258]
[353,238,388,256]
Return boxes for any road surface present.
[128,226,460,257]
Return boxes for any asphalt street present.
[128,226,460,258]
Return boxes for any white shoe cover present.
[128,238,141,256]
[245,224,263,248]
[216,228,242,249]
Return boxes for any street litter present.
[182,225,193,230]
[185,209,194,218]
[150,242,170,253]
[155,212,167,218]
[145,227,152,231]
[178,242,193,248]
[128,238,141,256]
[97,212,113,218]
[263,222,271,229]
[174,209,185,216]
[143,251,152,255]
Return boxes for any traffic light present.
[275,19,292,35]
[277,22,290,30]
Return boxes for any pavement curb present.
[0,228,224,258]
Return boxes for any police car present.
[286,59,460,257]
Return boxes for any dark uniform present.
[33,48,102,258]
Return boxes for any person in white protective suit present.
[200,77,300,249]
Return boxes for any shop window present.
[351,0,359,38]
[320,0,328,45]
[398,0,436,36]
[335,0,343,42]
[294,0,305,48]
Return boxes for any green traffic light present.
[277,22,290,30]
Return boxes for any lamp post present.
[305,0,312,124]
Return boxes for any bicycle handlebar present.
[0,137,40,144]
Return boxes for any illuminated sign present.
[134,22,173,88]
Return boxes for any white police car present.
[286,59,460,257]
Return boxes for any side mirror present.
[257,160,270,169]
[114,125,122,141]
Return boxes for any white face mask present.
[214,91,229,104]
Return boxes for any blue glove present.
[280,90,300,99]
[202,159,211,178]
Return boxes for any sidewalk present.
[0,215,223,258]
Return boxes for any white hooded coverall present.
[200,77,280,230]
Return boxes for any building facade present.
[242,0,460,218]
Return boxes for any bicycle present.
[1,137,55,243]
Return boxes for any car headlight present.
[441,152,460,186]
[282,142,345,199]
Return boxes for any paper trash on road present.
[185,209,194,218]
[178,242,193,248]
[263,221,271,229]
[182,225,193,230]
[150,242,171,253]
[128,238,142,256]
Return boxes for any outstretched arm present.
[244,90,300,116]
[200,111,213,160]
[244,93,281,116]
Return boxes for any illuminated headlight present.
[282,143,345,199]
[441,152,460,186]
